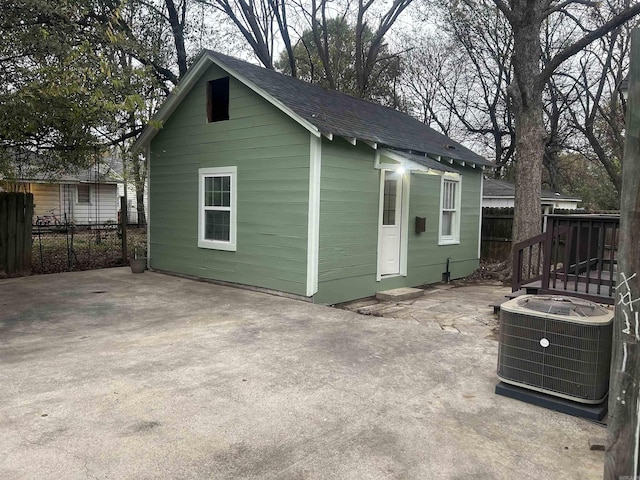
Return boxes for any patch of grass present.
[31,226,147,275]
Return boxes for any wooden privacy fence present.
[481,207,514,261]
[481,207,616,261]
[0,192,34,276]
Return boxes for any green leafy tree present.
[539,153,619,210]
[0,0,148,179]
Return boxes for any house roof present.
[133,50,491,169]
[483,178,581,202]
[5,164,121,185]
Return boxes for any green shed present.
[133,50,492,304]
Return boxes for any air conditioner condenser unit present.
[497,295,613,405]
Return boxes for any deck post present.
[605,28,640,479]
[541,216,554,290]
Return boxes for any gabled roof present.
[134,50,491,169]
[483,178,581,202]
[3,164,121,185]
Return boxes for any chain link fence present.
[31,223,146,275]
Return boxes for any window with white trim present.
[198,167,237,251]
[439,176,461,244]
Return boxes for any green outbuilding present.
[133,50,492,304]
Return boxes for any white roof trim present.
[132,51,320,153]
[379,149,453,174]
[483,194,581,202]
[10,178,121,185]
[542,197,581,202]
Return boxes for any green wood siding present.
[316,139,379,303]
[315,141,481,304]
[149,64,310,295]
[406,171,481,285]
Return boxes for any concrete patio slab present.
[0,268,604,479]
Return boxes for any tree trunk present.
[512,103,544,243]
[165,0,188,79]
[354,0,366,97]
[135,185,146,227]
[310,0,335,90]
[605,27,640,480]
[131,153,147,227]
[510,10,544,245]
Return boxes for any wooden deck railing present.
[512,231,548,288]
[512,214,620,304]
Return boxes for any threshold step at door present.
[376,287,424,302]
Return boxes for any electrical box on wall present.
[415,216,426,233]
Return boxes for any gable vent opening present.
[207,77,230,123]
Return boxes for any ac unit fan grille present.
[498,310,612,402]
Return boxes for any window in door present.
[383,176,397,225]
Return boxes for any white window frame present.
[76,184,92,205]
[198,166,237,251]
[438,174,462,245]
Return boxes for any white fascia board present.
[210,54,320,138]
[378,149,409,164]
[132,54,212,153]
[376,149,439,174]
[443,170,462,180]
[375,149,401,170]
[306,134,321,297]
[377,150,423,170]
[132,52,320,153]
[541,196,581,203]
[404,158,432,173]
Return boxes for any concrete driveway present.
[1,268,604,479]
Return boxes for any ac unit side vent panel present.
[498,305,612,404]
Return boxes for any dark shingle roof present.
[5,162,120,184]
[206,50,490,167]
[483,178,580,201]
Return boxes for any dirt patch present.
[463,260,512,284]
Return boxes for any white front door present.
[379,170,403,276]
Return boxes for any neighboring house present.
[2,167,121,224]
[117,181,148,225]
[133,50,493,304]
[105,156,149,224]
[482,178,581,213]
